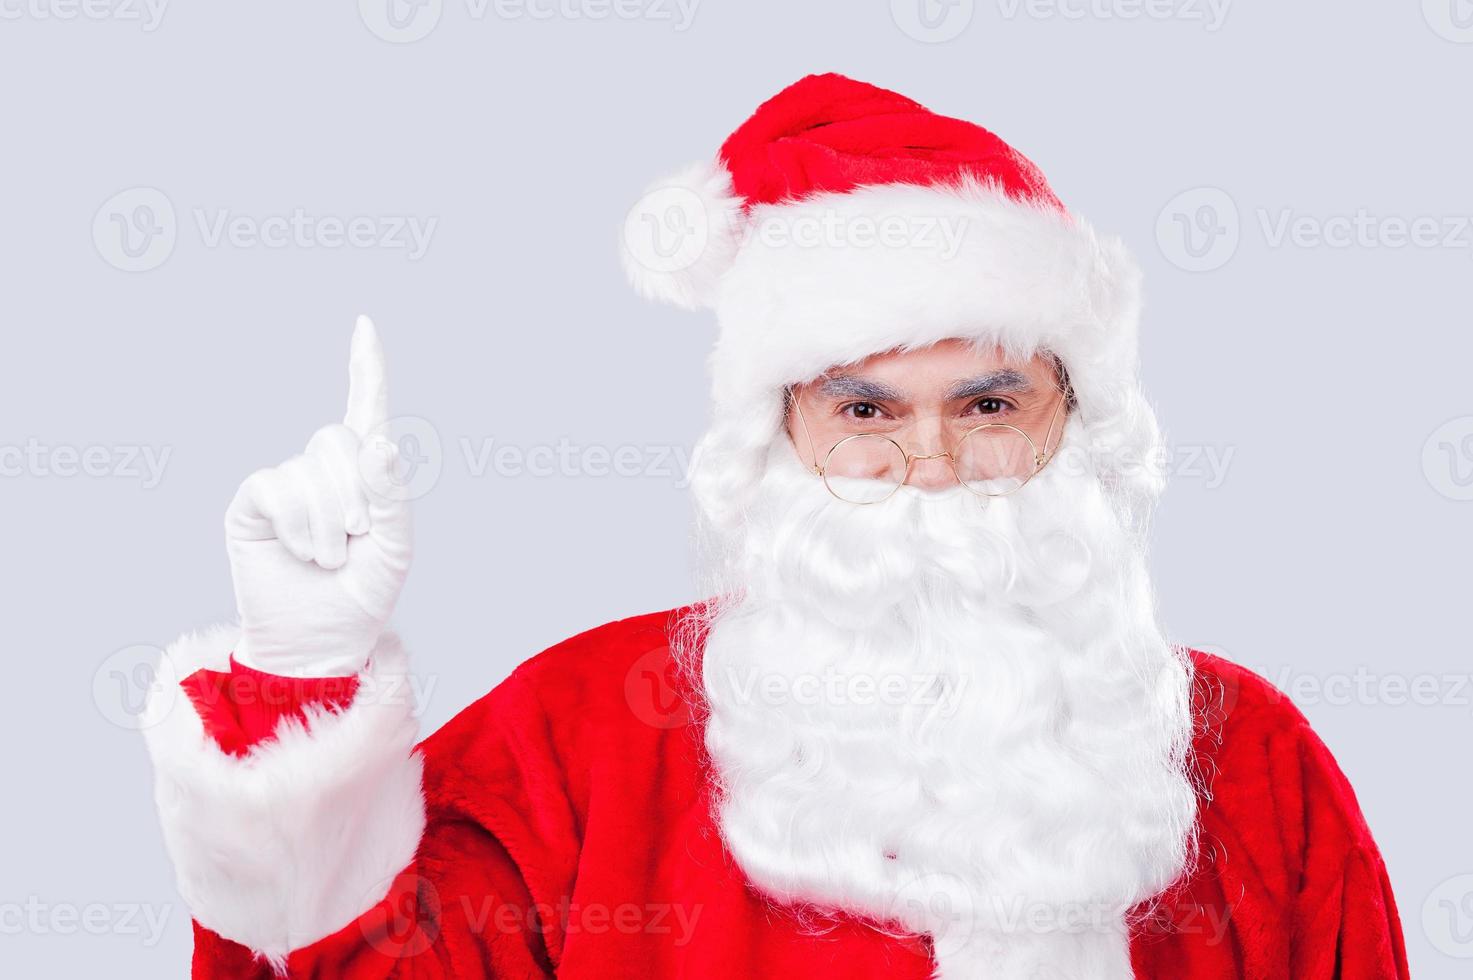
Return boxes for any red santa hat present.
[622,73,1157,518]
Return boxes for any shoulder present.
[1165,653,1405,978]
[419,604,700,757]
[1188,648,1310,742]
[509,604,696,700]
[412,604,705,842]
[1186,647,1381,860]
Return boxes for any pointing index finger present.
[344,314,388,437]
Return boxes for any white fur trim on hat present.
[707,177,1142,420]
[620,159,746,311]
[141,625,425,972]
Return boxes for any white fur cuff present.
[141,625,426,969]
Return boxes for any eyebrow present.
[943,370,1035,401]
[814,369,1038,404]
[816,375,906,402]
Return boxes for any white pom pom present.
[619,160,745,311]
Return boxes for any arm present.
[140,318,552,976]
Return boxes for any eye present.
[970,397,1012,416]
[841,401,885,421]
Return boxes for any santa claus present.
[142,74,1407,979]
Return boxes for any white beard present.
[686,434,1199,979]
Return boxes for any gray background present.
[2,1,1470,975]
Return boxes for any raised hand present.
[224,316,413,676]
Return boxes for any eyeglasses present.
[788,384,1072,505]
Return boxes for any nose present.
[903,418,955,491]
[906,452,957,491]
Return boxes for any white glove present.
[224,316,412,677]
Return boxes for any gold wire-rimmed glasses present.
[787,383,1072,505]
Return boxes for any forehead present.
[801,339,1057,396]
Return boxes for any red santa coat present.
[143,607,1408,978]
